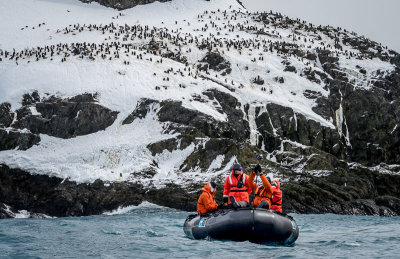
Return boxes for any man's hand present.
[254,164,262,175]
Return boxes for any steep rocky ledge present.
[79,0,171,10]
[0,92,119,151]
[78,0,244,10]
[1,164,399,218]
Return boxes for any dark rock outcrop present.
[123,89,250,171]
[182,138,239,171]
[203,89,249,140]
[252,75,264,85]
[12,93,119,139]
[0,164,144,217]
[308,48,400,166]
[79,0,171,10]
[198,52,232,75]
[254,103,344,158]
[0,128,40,151]
[132,89,250,141]
[148,89,249,169]
[0,103,13,127]
[0,203,50,219]
[283,166,400,216]
[1,162,399,217]
[122,98,158,125]
[0,164,201,217]
[0,93,119,151]
[0,203,12,219]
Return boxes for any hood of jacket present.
[202,183,216,197]
[272,179,281,189]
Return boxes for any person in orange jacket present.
[197,182,218,215]
[248,165,273,209]
[270,179,283,213]
[223,163,253,208]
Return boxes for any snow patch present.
[29,106,41,116]
[335,92,351,147]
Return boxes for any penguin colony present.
[0,8,395,91]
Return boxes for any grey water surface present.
[1,203,399,258]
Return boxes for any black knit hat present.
[210,182,216,188]
[232,163,242,171]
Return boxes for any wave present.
[103,201,172,215]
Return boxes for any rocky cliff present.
[0,0,399,218]
[79,0,171,10]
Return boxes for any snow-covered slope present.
[0,0,399,187]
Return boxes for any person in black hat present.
[222,163,252,208]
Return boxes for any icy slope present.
[0,0,398,187]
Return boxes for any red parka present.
[223,171,252,204]
[270,180,282,213]
[197,184,218,214]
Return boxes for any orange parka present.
[249,172,273,207]
[197,184,218,214]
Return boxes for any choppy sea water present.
[1,202,399,258]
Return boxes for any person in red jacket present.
[270,179,283,213]
[197,182,218,215]
[223,163,252,208]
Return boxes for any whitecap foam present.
[103,201,170,215]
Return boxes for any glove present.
[254,164,262,175]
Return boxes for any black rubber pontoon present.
[183,208,299,245]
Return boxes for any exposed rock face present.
[124,89,250,171]
[198,52,232,75]
[0,164,198,217]
[79,0,171,10]
[283,165,400,216]
[343,89,400,165]
[0,203,50,219]
[0,103,13,127]
[1,163,399,217]
[125,91,249,140]
[122,99,158,125]
[0,93,119,151]
[252,75,264,85]
[307,49,400,166]
[254,103,344,158]
[0,203,11,219]
[12,93,118,139]
[0,164,144,217]
[157,98,247,141]
[0,128,40,151]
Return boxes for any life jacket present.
[270,180,282,213]
[254,185,271,207]
[224,171,250,204]
[255,186,270,198]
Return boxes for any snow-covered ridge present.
[0,0,398,186]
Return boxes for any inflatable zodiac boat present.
[183,208,299,245]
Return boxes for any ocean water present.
[1,203,399,258]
